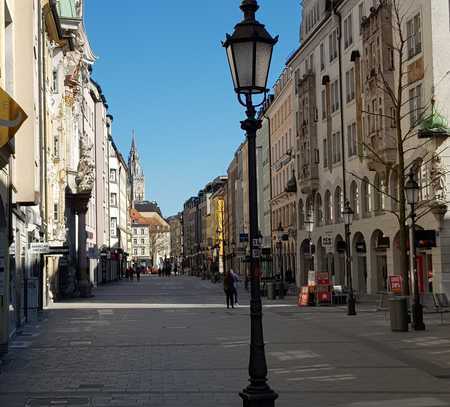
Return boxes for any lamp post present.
[223,1,278,405]
[405,168,426,331]
[276,222,284,299]
[343,201,356,316]
[305,210,314,273]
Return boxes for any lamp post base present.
[412,302,426,331]
[240,387,278,407]
[347,294,357,316]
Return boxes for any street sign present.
[252,238,262,247]
[252,248,261,258]
[322,233,333,253]
[239,233,249,243]
[29,243,50,254]
[389,276,403,294]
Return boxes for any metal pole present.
[410,204,425,330]
[278,240,284,299]
[345,222,356,315]
[239,94,278,406]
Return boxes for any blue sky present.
[84,1,300,217]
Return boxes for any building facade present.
[289,0,450,298]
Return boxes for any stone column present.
[68,191,92,298]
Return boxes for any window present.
[133,239,137,245]
[53,203,58,221]
[323,139,328,168]
[350,181,360,218]
[110,193,117,207]
[110,217,117,237]
[358,3,365,35]
[345,68,355,103]
[141,248,145,255]
[141,239,145,244]
[325,190,332,224]
[347,123,357,157]
[109,169,117,182]
[407,13,422,59]
[332,132,341,163]
[141,229,144,235]
[329,30,338,62]
[53,134,60,158]
[133,249,137,255]
[320,43,325,70]
[321,89,327,119]
[362,178,372,216]
[344,12,353,49]
[334,187,343,223]
[52,69,58,93]
[133,229,137,235]
[331,80,340,113]
[409,83,423,128]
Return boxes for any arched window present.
[315,193,323,226]
[324,190,332,225]
[292,202,297,228]
[298,199,304,230]
[334,186,343,223]
[374,173,382,212]
[390,168,399,211]
[350,181,360,218]
[362,177,372,216]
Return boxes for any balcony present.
[56,0,82,32]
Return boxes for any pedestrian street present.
[1,276,450,407]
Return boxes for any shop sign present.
[322,233,333,253]
[389,275,403,294]
[29,243,50,254]
[239,233,249,243]
[316,272,330,286]
[252,248,261,258]
[415,230,437,249]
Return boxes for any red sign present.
[389,276,403,294]
[317,290,332,304]
[316,272,330,286]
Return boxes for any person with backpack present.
[230,269,239,305]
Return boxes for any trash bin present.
[389,297,409,332]
[267,282,275,300]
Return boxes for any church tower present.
[128,132,145,206]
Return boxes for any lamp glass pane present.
[226,45,238,90]
[255,41,272,90]
[234,41,254,90]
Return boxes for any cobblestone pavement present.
[1,275,450,406]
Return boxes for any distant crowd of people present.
[125,265,144,281]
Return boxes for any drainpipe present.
[265,113,273,276]
[333,3,348,206]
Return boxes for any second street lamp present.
[276,222,284,300]
[343,201,356,316]
[405,168,426,331]
[223,1,278,405]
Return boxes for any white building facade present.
[290,0,450,298]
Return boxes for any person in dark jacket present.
[223,271,235,309]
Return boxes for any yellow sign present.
[0,86,27,148]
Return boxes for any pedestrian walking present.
[136,266,141,281]
[230,268,239,305]
[223,271,234,309]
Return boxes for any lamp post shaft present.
[239,94,278,406]
[410,204,425,331]
[345,223,356,316]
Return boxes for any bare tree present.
[349,0,449,295]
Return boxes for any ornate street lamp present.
[223,1,278,405]
[343,201,356,316]
[276,222,285,299]
[405,168,426,331]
